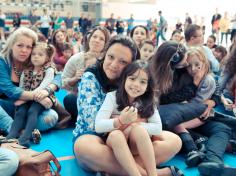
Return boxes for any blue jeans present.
[0,99,58,133]
[0,148,19,176]
[0,105,13,133]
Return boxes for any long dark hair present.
[150,41,186,96]
[116,60,155,118]
[225,46,236,75]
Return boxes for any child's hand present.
[119,106,138,125]
[75,69,84,81]
[14,100,26,106]
[221,95,234,111]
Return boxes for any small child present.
[95,60,162,176]
[174,47,216,167]
[55,42,73,71]
[139,40,155,61]
[7,42,55,147]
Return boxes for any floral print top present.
[73,71,106,137]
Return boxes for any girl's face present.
[31,46,48,67]
[103,43,132,81]
[172,32,181,42]
[12,35,33,63]
[186,54,204,77]
[206,37,215,49]
[63,49,73,60]
[132,27,147,46]
[89,30,106,53]
[140,43,154,61]
[125,69,148,102]
[55,31,65,44]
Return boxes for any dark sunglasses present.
[170,43,185,69]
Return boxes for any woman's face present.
[132,27,147,46]
[12,35,33,63]
[89,30,106,53]
[55,31,65,44]
[103,43,132,81]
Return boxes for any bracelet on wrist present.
[44,87,53,95]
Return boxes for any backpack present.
[1,141,61,176]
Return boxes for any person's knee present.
[107,130,126,146]
[130,124,148,138]
[216,123,231,136]
[37,109,58,131]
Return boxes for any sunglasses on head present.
[170,43,185,70]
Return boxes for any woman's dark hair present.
[83,26,110,52]
[225,46,236,75]
[130,25,149,41]
[150,41,186,95]
[100,35,139,62]
[116,60,155,118]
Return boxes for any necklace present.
[13,64,22,78]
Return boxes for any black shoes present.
[185,150,205,167]
[198,161,236,176]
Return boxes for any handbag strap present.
[43,150,61,175]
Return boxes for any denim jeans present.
[0,99,58,133]
[0,105,13,133]
[194,120,231,163]
[0,148,19,176]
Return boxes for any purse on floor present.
[0,140,61,176]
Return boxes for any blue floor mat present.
[37,89,235,175]
[31,128,236,176]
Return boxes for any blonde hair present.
[186,47,210,76]
[1,27,38,65]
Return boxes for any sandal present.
[158,166,185,176]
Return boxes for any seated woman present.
[0,27,58,134]
[62,26,110,124]
[73,35,182,176]
[151,41,235,176]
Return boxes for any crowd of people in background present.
[1,5,236,176]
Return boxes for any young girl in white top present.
[7,42,55,147]
[95,60,162,176]
[174,47,216,167]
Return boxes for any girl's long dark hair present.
[116,60,155,118]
